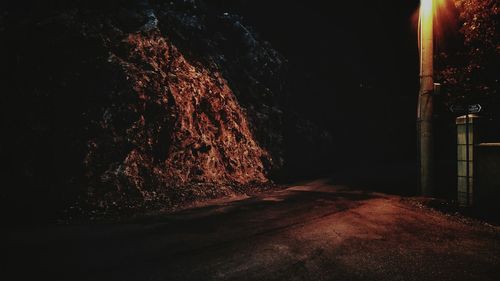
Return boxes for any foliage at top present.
[439,0,499,108]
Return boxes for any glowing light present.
[421,0,434,16]
[417,0,455,41]
[434,0,458,40]
[434,0,447,11]
[419,0,434,75]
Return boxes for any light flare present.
[417,0,457,45]
[434,0,458,39]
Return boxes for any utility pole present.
[418,0,435,196]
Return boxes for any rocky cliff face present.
[3,0,331,219]
[87,30,271,203]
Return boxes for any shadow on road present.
[6,180,500,281]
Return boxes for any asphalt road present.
[6,180,500,281]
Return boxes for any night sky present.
[211,0,423,167]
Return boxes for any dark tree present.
[439,0,499,109]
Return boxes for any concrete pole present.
[418,0,434,196]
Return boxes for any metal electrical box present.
[456,115,481,206]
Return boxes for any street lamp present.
[418,0,434,196]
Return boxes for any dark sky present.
[215,0,420,80]
[210,0,422,164]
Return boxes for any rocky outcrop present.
[152,0,288,175]
[88,31,270,197]
[3,0,332,219]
